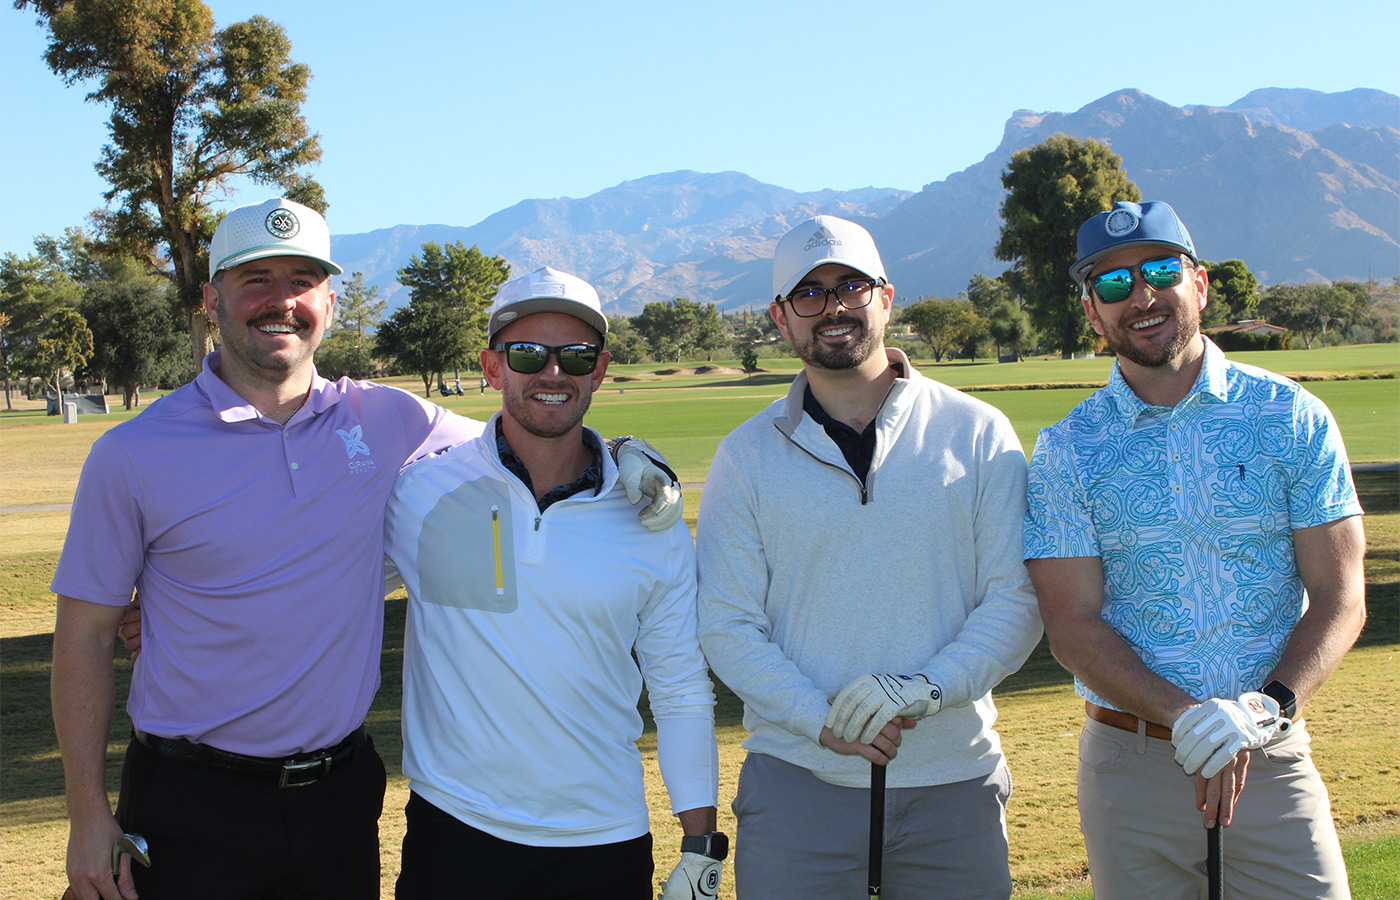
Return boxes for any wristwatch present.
[1260,680,1298,719]
[681,831,729,861]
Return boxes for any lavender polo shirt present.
[52,353,482,756]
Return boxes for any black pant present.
[115,731,385,900]
[396,791,654,900]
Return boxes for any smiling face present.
[1083,246,1209,371]
[203,255,335,389]
[770,263,893,374]
[481,312,609,441]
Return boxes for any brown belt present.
[1086,702,1172,741]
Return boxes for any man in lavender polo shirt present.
[49,198,682,900]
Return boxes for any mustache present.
[248,311,307,329]
[813,314,864,331]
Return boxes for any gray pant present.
[1078,717,1350,900]
[731,752,1013,900]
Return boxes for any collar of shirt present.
[196,351,340,425]
[494,418,604,513]
[1106,337,1231,424]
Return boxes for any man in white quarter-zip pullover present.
[696,216,1043,900]
[383,267,724,900]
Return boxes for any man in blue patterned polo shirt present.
[1023,201,1365,900]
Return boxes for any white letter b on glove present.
[1171,692,1289,778]
[659,852,722,900]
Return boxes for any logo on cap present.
[804,226,842,252]
[265,209,300,240]
[1104,209,1138,237]
[534,282,565,296]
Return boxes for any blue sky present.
[3,0,1397,256]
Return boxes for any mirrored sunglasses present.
[1090,256,1184,304]
[491,341,601,376]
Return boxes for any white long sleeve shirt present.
[697,350,1043,788]
[384,416,717,845]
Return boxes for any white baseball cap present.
[487,266,609,344]
[773,215,887,301]
[208,197,343,281]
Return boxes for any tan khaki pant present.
[1077,717,1350,900]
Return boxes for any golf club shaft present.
[1207,823,1223,900]
[869,761,886,899]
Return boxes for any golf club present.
[869,760,886,900]
[59,833,151,899]
[112,832,151,874]
[1207,823,1223,900]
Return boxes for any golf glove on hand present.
[1171,691,1290,778]
[659,852,723,900]
[615,438,683,532]
[826,674,943,745]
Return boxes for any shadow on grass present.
[0,630,132,805]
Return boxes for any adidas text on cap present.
[487,266,609,345]
[773,215,887,301]
[1070,201,1196,284]
[208,198,343,281]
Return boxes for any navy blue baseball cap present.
[1070,201,1197,284]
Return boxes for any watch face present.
[1261,680,1297,718]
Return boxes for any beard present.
[501,381,592,439]
[1104,299,1202,369]
[791,314,884,370]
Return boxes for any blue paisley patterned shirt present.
[1024,339,1360,708]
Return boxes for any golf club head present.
[111,832,151,874]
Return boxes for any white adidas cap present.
[772,215,887,301]
[487,266,609,344]
[208,198,343,281]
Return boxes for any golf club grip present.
[869,761,886,899]
[1207,823,1223,900]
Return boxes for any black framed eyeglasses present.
[781,279,885,317]
[1089,256,1184,304]
[491,341,601,376]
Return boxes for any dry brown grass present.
[2,419,1395,900]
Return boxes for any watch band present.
[681,830,729,861]
[1259,680,1298,720]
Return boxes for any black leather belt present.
[133,727,362,788]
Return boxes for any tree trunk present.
[189,309,213,368]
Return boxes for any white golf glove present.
[1171,692,1290,778]
[826,674,943,744]
[615,437,683,532]
[659,851,723,900]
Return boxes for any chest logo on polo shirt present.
[337,425,371,458]
[336,425,377,474]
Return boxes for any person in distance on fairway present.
[49,199,683,900]
[383,266,724,900]
[1023,201,1365,899]
[695,215,1043,899]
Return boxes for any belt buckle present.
[278,754,331,788]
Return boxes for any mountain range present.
[329,87,1399,315]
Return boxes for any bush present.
[1213,331,1283,352]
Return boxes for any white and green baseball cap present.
[208,197,343,281]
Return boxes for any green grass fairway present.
[1,344,1396,898]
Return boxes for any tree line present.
[6,2,1395,412]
